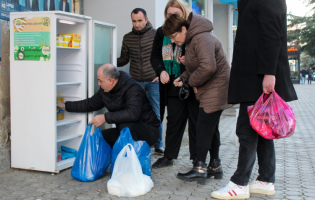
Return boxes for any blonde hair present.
[164,0,191,20]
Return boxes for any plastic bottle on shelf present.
[57,92,64,121]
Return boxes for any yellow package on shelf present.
[58,34,81,42]
[63,41,70,47]
[70,34,81,41]
[56,36,63,41]
[57,41,65,47]
[63,35,72,42]
[69,40,80,48]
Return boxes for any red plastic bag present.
[247,92,296,139]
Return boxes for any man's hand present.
[57,101,65,110]
[174,77,183,87]
[193,87,198,94]
[179,55,185,65]
[160,71,170,84]
[262,75,276,94]
[90,114,106,127]
[152,77,159,83]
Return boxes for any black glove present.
[179,76,190,100]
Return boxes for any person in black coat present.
[150,25,200,169]
[59,0,70,12]
[307,67,313,84]
[44,0,55,11]
[211,0,298,199]
[25,0,39,11]
[57,64,160,148]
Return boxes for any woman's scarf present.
[162,36,182,78]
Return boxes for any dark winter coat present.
[44,0,55,11]
[65,71,160,127]
[117,22,157,82]
[301,70,307,77]
[59,1,70,12]
[150,27,187,122]
[228,0,297,103]
[182,13,231,114]
[307,69,313,77]
[25,0,39,10]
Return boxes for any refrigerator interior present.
[55,16,88,171]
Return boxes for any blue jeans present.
[301,76,306,84]
[137,81,163,148]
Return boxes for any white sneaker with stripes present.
[249,179,275,195]
[211,181,250,199]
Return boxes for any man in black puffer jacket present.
[57,64,160,147]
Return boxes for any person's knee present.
[117,123,133,131]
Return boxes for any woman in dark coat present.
[150,0,199,169]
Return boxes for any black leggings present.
[101,120,159,148]
[164,94,199,160]
[196,108,223,162]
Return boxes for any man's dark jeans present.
[230,102,276,186]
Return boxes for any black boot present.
[152,157,173,168]
[177,161,207,185]
[207,159,223,179]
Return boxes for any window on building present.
[185,0,207,17]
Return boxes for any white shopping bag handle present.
[116,143,133,158]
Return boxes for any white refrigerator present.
[10,11,117,173]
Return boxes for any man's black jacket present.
[65,71,160,127]
[228,0,297,103]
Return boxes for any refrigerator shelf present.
[56,157,76,171]
[57,46,81,50]
[56,82,81,86]
[57,134,82,142]
[56,119,81,126]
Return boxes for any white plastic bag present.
[230,108,240,148]
[107,143,154,197]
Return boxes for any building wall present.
[213,4,229,59]
[0,20,11,173]
[155,0,169,28]
[84,0,167,73]
[83,0,232,69]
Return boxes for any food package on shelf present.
[63,35,72,41]
[69,34,81,41]
[69,40,80,48]
[57,41,65,47]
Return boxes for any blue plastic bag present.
[111,127,151,177]
[71,124,112,182]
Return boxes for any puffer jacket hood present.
[132,21,153,35]
[186,13,214,44]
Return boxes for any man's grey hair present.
[103,65,120,80]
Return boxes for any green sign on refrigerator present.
[13,17,51,61]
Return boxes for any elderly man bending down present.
[57,64,160,147]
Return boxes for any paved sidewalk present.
[0,84,314,200]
